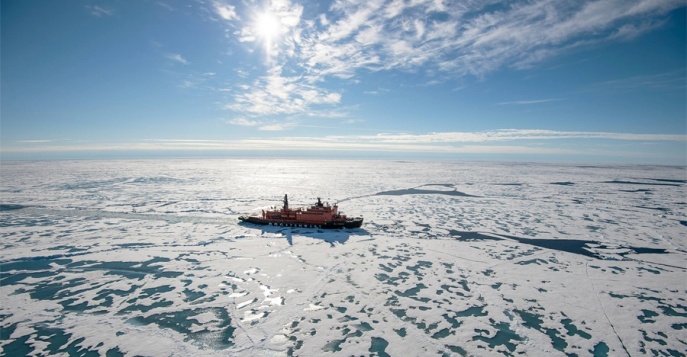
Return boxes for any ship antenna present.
[283,194,289,210]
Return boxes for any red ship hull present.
[238,195,363,229]
[239,215,363,229]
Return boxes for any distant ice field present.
[1,159,686,356]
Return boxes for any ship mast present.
[283,194,289,210]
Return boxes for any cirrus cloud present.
[210,0,684,125]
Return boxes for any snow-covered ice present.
[1,159,685,356]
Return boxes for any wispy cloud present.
[205,0,683,125]
[258,122,297,131]
[85,5,114,17]
[498,98,562,105]
[15,139,58,143]
[165,53,189,65]
[227,117,261,126]
[325,129,687,144]
[593,69,687,92]
[7,129,684,155]
[4,129,684,163]
[225,66,341,116]
[214,2,239,21]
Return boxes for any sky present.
[2,0,686,164]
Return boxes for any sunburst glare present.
[255,11,281,57]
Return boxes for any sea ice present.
[1,159,685,356]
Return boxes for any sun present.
[255,12,281,47]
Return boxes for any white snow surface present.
[1,159,686,356]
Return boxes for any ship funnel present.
[283,194,289,210]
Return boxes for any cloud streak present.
[320,129,687,144]
[6,129,684,159]
[498,99,562,106]
[165,53,189,65]
[86,5,114,17]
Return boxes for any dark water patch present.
[592,341,609,357]
[378,263,394,273]
[30,277,88,301]
[587,225,602,232]
[0,204,25,211]
[46,245,90,254]
[608,266,624,274]
[620,189,652,193]
[323,338,345,352]
[659,304,687,317]
[119,299,174,314]
[551,182,574,186]
[80,258,183,280]
[432,328,452,339]
[129,307,235,349]
[562,318,591,339]
[446,345,468,356]
[369,337,390,357]
[458,279,470,292]
[406,260,432,275]
[395,327,407,337]
[137,285,176,299]
[641,330,667,346]
[638,267,661,275]
[375,273,400,286]
[337,315,358,323]
[635,206,670,212]
[672,323,687,330]
[376,188,479,198]
[680,221,687,227]
[106,348,125,357]
[31,325,94,356]
[516,310,567,352]
[115,242,156,248]
[0,269,59,286]
[60,298,92,312]
[639,309,659,323]
[629,247,668,255]
[129,176,182,184]
[602,180,680,187]
[472,322,523,353]
[517,258,548,266]
[390,308,406,320]
[2,334,34,356]
[94,286,138,308]
[0,215,60,228]
[395,283,427,298]
[1,258,72,272]
[608,292,667,304]
[356,322,374,332]
[59,177,130,190]
[456,305,487,318]
[40,327,73,354]
[183,288,206,302]
[5,325,102,356]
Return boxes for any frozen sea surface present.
[1,159,686,356]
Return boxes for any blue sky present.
[2,0,686,164]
